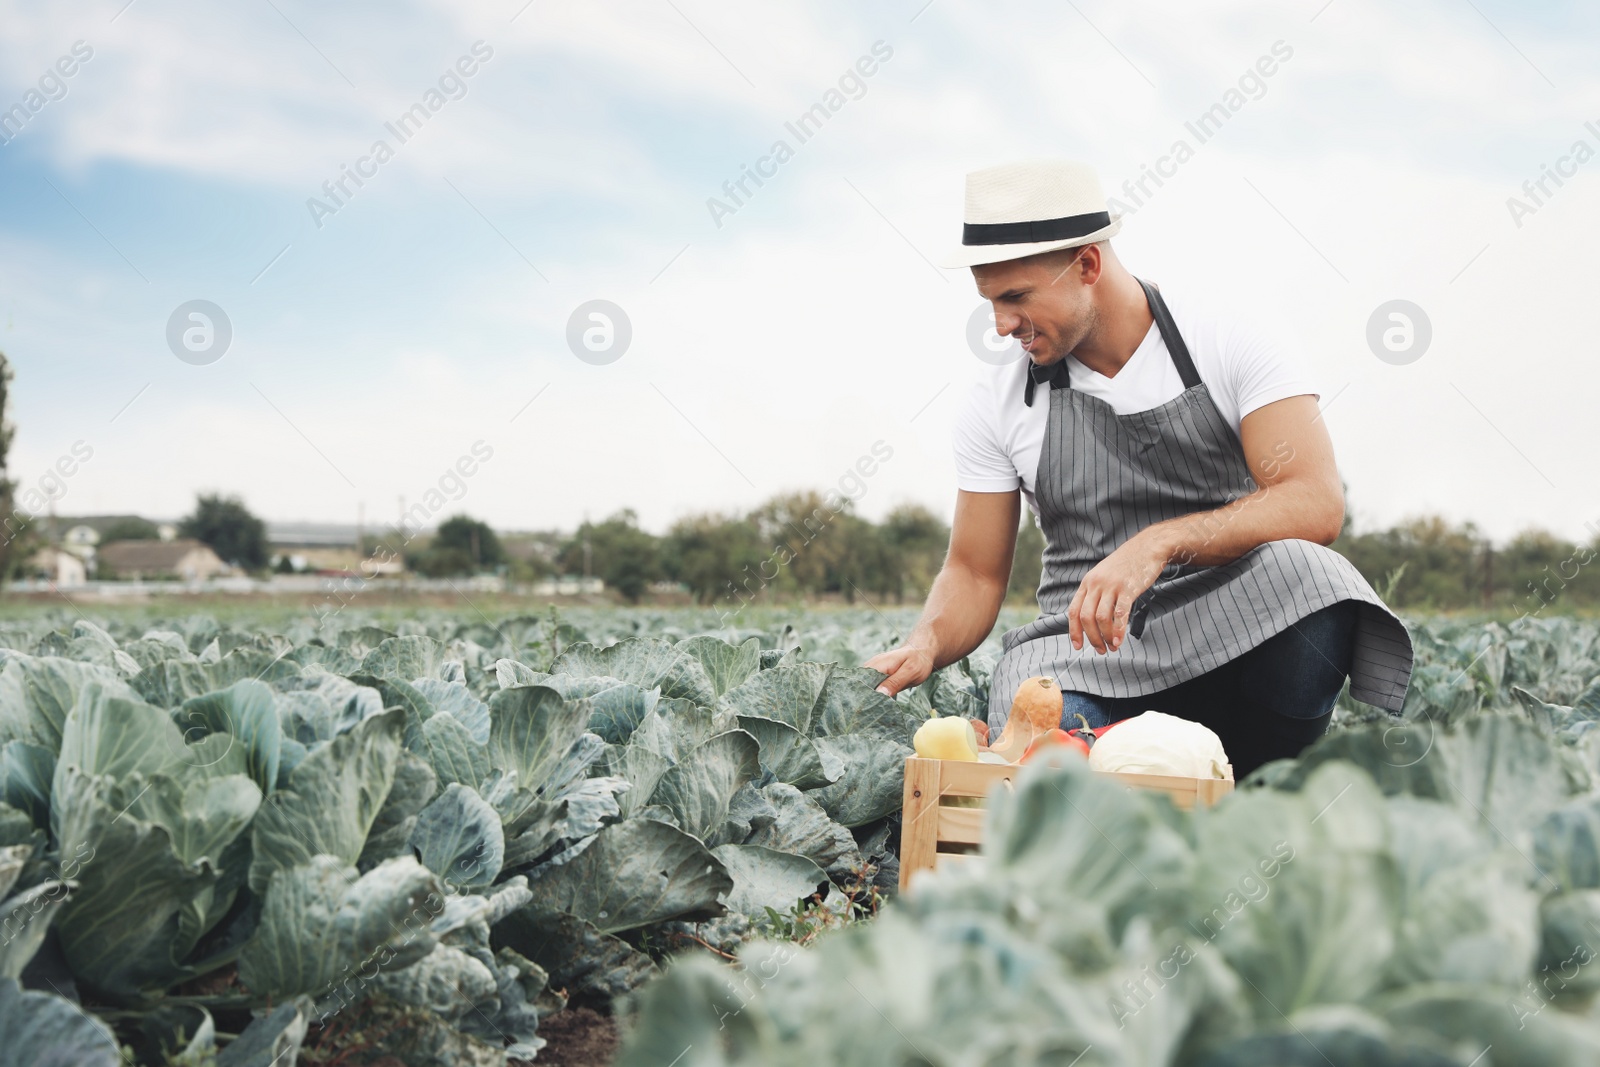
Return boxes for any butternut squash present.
[988,676,1064,762]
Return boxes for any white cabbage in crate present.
[1086,710,1233,780]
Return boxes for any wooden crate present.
[898,755,1234,891]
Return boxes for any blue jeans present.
[1050,600,1359,780]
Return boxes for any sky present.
[1,0,1597,543]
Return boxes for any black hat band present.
[961,210,1111,246]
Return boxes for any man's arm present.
[1069,394,1343,655]
[864,489,1021,697]
[1157,393,1343,564]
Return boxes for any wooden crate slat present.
[935,805,985,845]
[1100,771,1200,809]
[1101,771,1236,809]
[898,757,943,892]
[937,759,1020,797]
[935,852,972,871]
[1101,769,1215,791]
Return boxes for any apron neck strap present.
[1023,360,1069,407]
[1137,277,1202,390]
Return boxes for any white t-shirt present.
[953,285,1320,518]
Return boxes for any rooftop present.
[97,538,224,571]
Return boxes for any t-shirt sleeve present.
[1222,308,1321,418]
[952,376,1022,492]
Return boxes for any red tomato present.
[1022,729,1090,762]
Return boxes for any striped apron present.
[987,279,1414,731]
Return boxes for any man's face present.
[973,246,1095,367]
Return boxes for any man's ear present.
[1076,243,1104,285]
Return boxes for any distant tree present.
[1495,527,1597,614]
[827,513,897,602]
[102,516,160,542]
[180,493,268,570]
[274,553,296,575]
[881,503,950,602]
[663,512,765,605]
[432,515,505,569]
[403,515,503,577]
[559,510,662,603]
[746,491,845,597]
[1331,515,1487,610]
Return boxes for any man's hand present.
[1068,529,1171,654]
[862,490,1020,699]
[864,644,936,698]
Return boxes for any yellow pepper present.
[913,716,980,761]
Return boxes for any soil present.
[515,1007,621,1067]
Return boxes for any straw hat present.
[940,159,1122,269]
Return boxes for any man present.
[865,160,1413,778]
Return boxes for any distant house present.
[27,547,87,588]
[62,525,100,556]
[97,538,227,580]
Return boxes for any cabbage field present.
[0,605,1598,1066]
